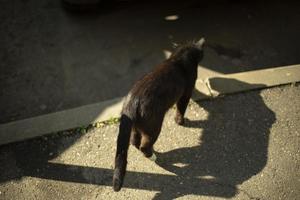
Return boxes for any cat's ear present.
[195,38,205,49]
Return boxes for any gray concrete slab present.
[0,84,299,199]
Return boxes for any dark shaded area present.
[0,79,276,199]
[0,0,299,123]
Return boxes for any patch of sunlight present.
[164,15,179,21]
[197,175,216,180]
[172,162,189,168]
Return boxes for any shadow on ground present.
[154,79,276,199]
[0,79,276,199]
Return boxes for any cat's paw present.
[148,153,157,162]
[175,115,185,126]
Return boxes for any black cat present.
[113,38,205,191]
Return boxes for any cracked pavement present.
[0,84,299,200]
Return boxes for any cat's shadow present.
[153,78,276,199]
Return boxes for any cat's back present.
[132,61,185,97]
[125,61,186,118]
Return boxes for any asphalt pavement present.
[0,84,299,200]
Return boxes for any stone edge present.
[0,64,299,145]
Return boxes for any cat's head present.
[172,37,205,49]
[186,37,205,63]
[171,37,205,65]
[191,37,205,62]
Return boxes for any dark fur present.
[113,40,205,191]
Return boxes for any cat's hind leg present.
[140,134,157,161]
[139,123,162,162]
[130,127,141,149]
[137,115,163,161]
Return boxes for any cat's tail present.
[113,114,133,192]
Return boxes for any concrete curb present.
[194,64,300,98]
[1,64,299,145]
